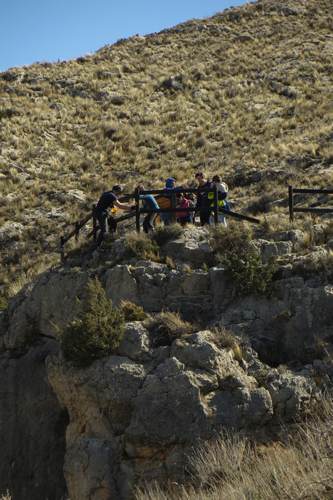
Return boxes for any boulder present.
[162,227,214,266]
[4,269,90,348]
[265,370,318,421]
[105,265,139,306]
[117,322,151,362]
[254,239,292,262]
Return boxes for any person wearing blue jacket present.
[137,184,160,233]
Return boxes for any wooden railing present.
[288,186,333,221]
[59,187,260,262]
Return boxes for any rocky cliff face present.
[0,227,332,499]
[0,339,67,500]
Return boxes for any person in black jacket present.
[94,185,133,245]
[195,172,212,225]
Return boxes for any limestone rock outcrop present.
[47,325,318,499]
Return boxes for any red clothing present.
[177,197,190,218]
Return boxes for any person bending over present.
[94,185,133,245]
[136,184,159,233]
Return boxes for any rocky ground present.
[0,225,332,499]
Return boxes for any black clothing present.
[199,209,211,226]
[196,181,212,226]
[94,191,118,245]
[96,191,118,211]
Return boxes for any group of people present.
[94,172,229,244]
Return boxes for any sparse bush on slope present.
[61,278,124,367]
[146,311,193,346]
[211,223,277,295]
[120,300,147,321]
[124,232,160,260]
[153,223,184,246]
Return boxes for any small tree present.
[61,278,124,367]
[211,223,276,296]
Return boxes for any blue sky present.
[1,0,247,72]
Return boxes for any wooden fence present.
[59,187,260,262]
[288,186,333,221]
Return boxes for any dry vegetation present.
[0,0,333,300]
[137,400,333,500]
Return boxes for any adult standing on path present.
[195,172,212,226]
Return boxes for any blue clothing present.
[139,194,159,210]
[165,177,176,189]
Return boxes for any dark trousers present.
[95,210,107,245]
[200,209,211,226]
[94,210,117,245]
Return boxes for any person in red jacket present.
[177,192,192,226]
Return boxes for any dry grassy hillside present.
[0,0,332,301]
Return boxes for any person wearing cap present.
[94,185,133,245]
[158,177,176,226]
[159,177,176,226]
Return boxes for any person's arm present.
[114,200,134,210]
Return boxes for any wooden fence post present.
[135,188,140,233]
[171,191,177,224]
[288,185,294,222]
[92,204,97,241]
[213,185,218,225]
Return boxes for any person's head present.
[195,172,205,185]
[112,184,123,195]
[212,175,221,184]
[136,183,144,192]
[165,177,176,189]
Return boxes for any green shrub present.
[146,311,193,346]
[120,300,147,321]
[211,223,276,296]
[61,278,124,367]
[220,251,276,296]
[153,223,183,246]
[124,232,159,260]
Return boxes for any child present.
[177,193,192,226]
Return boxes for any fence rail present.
[288,185,333,221]
[59,187,260,262]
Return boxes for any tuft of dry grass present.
[137,399,333,500]
[146,311,193,346]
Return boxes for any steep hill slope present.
[0,0,332,299]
